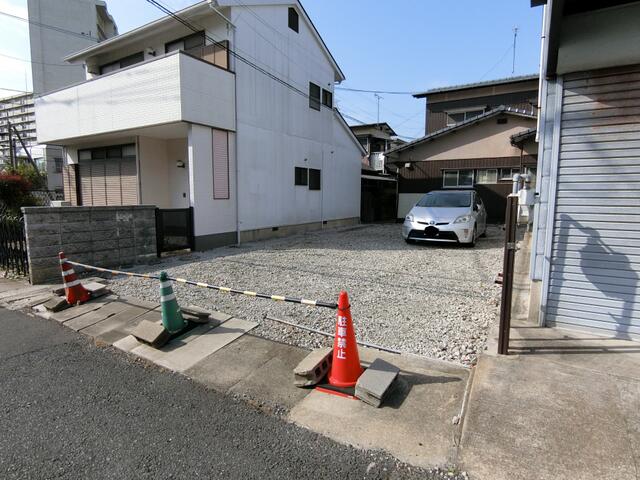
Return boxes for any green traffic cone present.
[159,271,186,333]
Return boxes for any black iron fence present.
[155,207,195,255]
[0,214,28,276]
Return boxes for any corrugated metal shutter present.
[212,129,229,199]
[120,157,138,205]
[62,164,78,205]
[77,145,138,206]
[547,64,640,337]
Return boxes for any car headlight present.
[453,214,472,224]
[405,213,414,222]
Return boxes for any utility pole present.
[374,93,383,123]
[512,26,518,75]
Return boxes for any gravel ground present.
[1,308,470,479]
[108,224,504,366]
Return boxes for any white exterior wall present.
[230,4,361,231]
[138,136,190,209]
[36,53,235,144]
[188,124,237,238]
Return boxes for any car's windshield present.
[417,191,472,208]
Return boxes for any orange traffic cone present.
[59,252,91,305]
[328,291,364,388]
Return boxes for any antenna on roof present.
[374,93,383,123]
[512,26,518,75]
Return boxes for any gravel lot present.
[108,224,504,366]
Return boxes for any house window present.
[309,169,321,190]
[99,51,144,75]
[446,109,485,126]
[309,82,321,111]
[322,89,333,108]
[476,169,498,184]
[499,167,521,181]
[443,169,474,188]
[165,31,205,53]
[54,157,63,174]
[288,7,299,32]
[295,167,308,186]
[212,129,230,199]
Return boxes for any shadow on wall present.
[555,214,639,339]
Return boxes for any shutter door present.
[548,64,640,337]
[120,157,138,205]
[77,145,138,206]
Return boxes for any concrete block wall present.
[23,206,157,284]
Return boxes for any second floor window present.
[446,109,484,126]
[309,82,321,111]
[288,7,299,32]
[322,89,333,108]
[165,31,205,54]
[100,51,144,75]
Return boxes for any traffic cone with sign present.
[58,252,91,305]
[328,291,364,388]
[159,271,186,334]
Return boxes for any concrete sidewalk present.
[460,318,640,480]
[0,277,471,472]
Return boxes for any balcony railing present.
[184,41,230,71]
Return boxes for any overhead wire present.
[0,10,99,42]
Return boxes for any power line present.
[145,0,333,110]
[0,10,99,42]
[335,86,416,95]
[479,44,513,81]
[0,52,79,67]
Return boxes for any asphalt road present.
[0,308,437,479]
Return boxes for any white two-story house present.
[35,0,363,250]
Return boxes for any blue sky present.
[0,0,542,139]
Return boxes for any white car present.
[402,190,487,247]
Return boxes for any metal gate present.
[155,207,195,255]
[0,215,29,276]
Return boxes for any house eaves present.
[63,0,346,83]
[385,106,537,160]
[510,127,537,146]
[64,1,212,63]
[413,74,539,98]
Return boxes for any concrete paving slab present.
[288,347,469,469]
[227,344,310,409]
[355,358,400,407]
[0,279,27,293]
[0,286,51,303]
[129,318,257,373]
[113,334,142,353]
[43,296,69,312]
[186,334,290,391]
[4,292,56,311]
[131,320,170,348]
[50,296,114,323]
[459,354,639,480]
[80,302,155,344]
[64,300,130,332]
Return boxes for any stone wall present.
[23,206,157,284]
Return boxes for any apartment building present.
[28,0,118,95]
[35,0,364,249]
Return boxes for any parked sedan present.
[402,190,487,246]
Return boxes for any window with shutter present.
[212,129,229,200]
